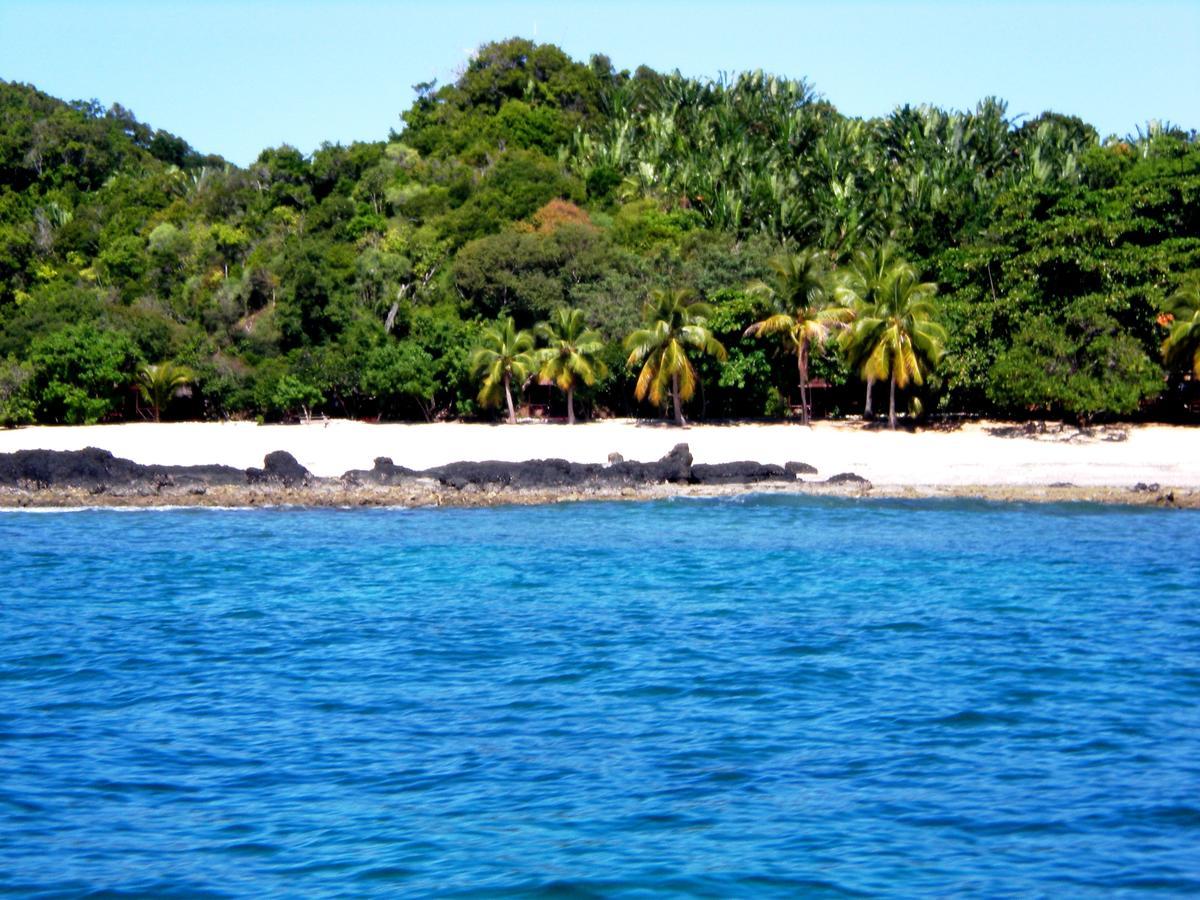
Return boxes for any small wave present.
[219,841,281,856]
[355,865,417,881]
[928,710,1023,728]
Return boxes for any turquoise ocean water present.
[1,497,1198,896]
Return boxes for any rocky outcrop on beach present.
[0,442,826,506]
[0,446,245,492]
[246,450,312,487]
[2,443,1191,509]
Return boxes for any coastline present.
[1,480,1194,510]
[1,418,1197,509]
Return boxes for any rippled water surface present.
[2,498,1199,896]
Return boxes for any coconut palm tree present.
[836,245,916,418]
[136,361,193,422]
[535,308,608,424]
[1161,272,1200,378]
[625,287,727,425]
[839,256,945,429]
[745,249,851,424]
[470,317,536,424]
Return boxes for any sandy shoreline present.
[1,418,1198,485]
[0,418,1197,508]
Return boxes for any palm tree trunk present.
[864,377,874,418]
[888,372,897,430]
[503,373,516,424]
[797,340,810,425]
[671,373,685,425]
[567,385,575,425]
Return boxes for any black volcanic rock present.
[0,442,815,495]
[826,472,869,485]
[691,461,792,484]
[656,443,693,482]
[603,443,693,485]
[785,461,818,476]
[345,457,420,485]
[426,444,697,490]
[0,447,137,488]
[144,462,246,487]
[246,450,311,486]
[0,447,244,489]
[428,458,603,489]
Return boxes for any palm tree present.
[839,255,945,429]
[836,245,915,418]
[1161,272,1200,378]
[470,317,536,424]
[136,362,193,422]
[625,287,727,425]
[745,249,851,424]
[535,308,608,424]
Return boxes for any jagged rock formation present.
[0,443,825,494]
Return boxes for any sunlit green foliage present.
[136,361,193,422]
[470,316,536,424]
[0,39,1196,425]
[625,287,726,425]
[28,324,141,423]
[745,250,850,424]
[535,307,607,423]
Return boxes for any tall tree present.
[535,308,607,424]
[624,287,726,425]
[840,252,945,429]
[744,249,850,424]
[470,317,536,424]
[837,245,914,418]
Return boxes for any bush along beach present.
[1,38,1198,429]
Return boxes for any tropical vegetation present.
[535,307,607,424]
[470,317,535,424]
[0,38,1198,427]
[744,250,849,425]
[624,288,726,425]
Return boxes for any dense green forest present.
[1,38,1198,426]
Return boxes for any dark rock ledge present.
[3,446,1193,509]
[0,444,848,504]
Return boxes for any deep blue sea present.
[2,497,1199,897]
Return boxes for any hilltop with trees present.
[1,38,1197,427]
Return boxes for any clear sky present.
[1,1,1196,166]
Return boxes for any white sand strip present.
[0,419,1197,488]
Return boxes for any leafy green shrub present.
[28,324,141,423]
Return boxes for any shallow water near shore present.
[2,497,1199,896]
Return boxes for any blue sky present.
[1,1,1196,165]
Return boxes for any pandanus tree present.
[470,317,536,424]
[1161,272,1200,378]
[535,308,607,424]
[136,361,193,422]
[839,254,945,429]
[744,249,851,424]
[625,288,726,425]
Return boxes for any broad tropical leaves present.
[625,288,726,425]
[1162,272,1200,378]
[136,362,193,422]
[470,317,536,424]
[536,308,607,424]
[838,248,946,428]
[744,249,851,424]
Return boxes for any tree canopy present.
[1,39,1197,426]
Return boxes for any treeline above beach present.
[1,38,1198,426]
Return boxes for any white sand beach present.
[0,418,1196,489]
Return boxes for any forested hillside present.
[1,38,1198,426]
